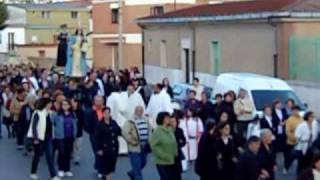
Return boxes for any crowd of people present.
[0,63,319,180]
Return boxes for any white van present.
[213,73,306,118]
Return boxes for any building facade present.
[137,0,320,85]
[1,1,92,66]
[91,0,210,69]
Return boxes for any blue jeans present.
[128,152,147,180]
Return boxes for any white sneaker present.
[65,172,73,177]
[98,173,102,178]
[52,176,61,180]
[30,174,39,180]
[282,168,288,175]
[58,171,64,177]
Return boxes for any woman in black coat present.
[195,120,218,180]
[171,111,187,180]
[298,154,320,180]
[95,107,121,180]
[215,122,238,180]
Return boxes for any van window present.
[251,90,306,111]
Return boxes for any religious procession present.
[1,0,320,180]
[0,27,319,180]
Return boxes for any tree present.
[0,3,7,26]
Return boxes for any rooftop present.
[137,0,320,24]
[9,1,91,11]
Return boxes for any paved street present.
[0,129,297,180]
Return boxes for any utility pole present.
[117,0,123,70]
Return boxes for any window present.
[111,9,119,24]
[147,39,152,52]
[160,40,167,67]
[151,6,164,15]
[251,90,306,111]
[8,32,15,51]
[212,41,221,75]
[41,11,50,19]
[71,11,78,19]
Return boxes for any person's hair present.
[223,92,231,99]
[312,154,320,168]
[16,87,25,94]
[215,93,223,99]
[60,99,72,114]
[156,112,170,126]
[36,98,52,110]
[260,128,272,139]
[193,77,199,82]
[162,78,169,85]
[263,104,272,112]
[170,114,180,127]
[287,98,295,105]
[292,105,301,111]
[304,111,314,121]
[172,110,184,120]
[247,136,260,145]
[155,83,163,90]
[102,106,111,113]
[252,115,260,122]
[216,121,230,136]
[53,90,64,101]
[272,99,281,107]
[205,119,216,133]
[186,108,197,118]
[71,97,81,109]
[25,94,37,104]
[189,90,197,95]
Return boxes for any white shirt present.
[295,121,318,154]
[265,115,273,128]
[275,109,283,121]
[247,122,260,140]
[191,85,204,101]
[146,90,173,127]
[25,76,39,90]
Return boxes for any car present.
[172,83,213,109]
[213,73,307,119]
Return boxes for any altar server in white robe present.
[179,108,204,171]
[146,83,173,128]
[106,84,145,154]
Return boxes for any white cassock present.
[106,90,145,154]
[179,117,204,170]
[146,90,173,128]
[96,78,105,96]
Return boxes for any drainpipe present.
[192,25,196,80]
[142,29,145,77]
[268,17,279,78]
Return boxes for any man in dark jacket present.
[84,95,105,175]
[272,100,289,153]
[184,90,201,113]
[198,92,215,124]
[236,136,270,180]
[259,129,276,180]
[195,120,218,180]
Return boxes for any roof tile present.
[140,0,297,20]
